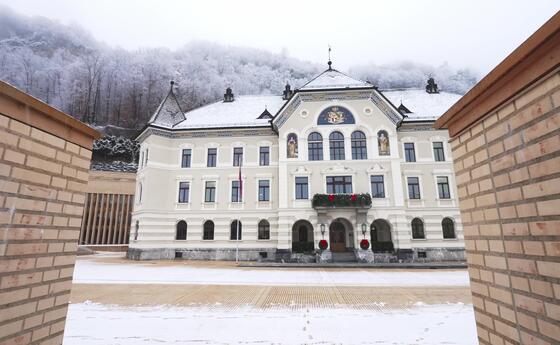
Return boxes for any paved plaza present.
[64,253,477,344]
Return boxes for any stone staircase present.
[331,251,357,263]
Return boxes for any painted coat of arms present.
[317,106,355,125]
[326,107,345,124]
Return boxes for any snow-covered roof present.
[381,89,462,121]
[169,95,285,129]
[299,69,372,91]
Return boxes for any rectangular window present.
[181,149,191,168]
[207,148,217,167]
[370,175,385,198]
[308,141,323,161]
[233,147,243,166]
[231,181,242,202]
[326,176,353,194]
[178,182,190,203]
[437,176,451,199]
[330,141,345,160]
[204,181,216,202]
[295,177,309,200]
[433,142,445,161]
[259,147,270,166]
[407,177,421,199]
[404,143,416,162]
[351,140,367,160]
[258,180,270,201]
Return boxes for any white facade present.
[129,68,465,262]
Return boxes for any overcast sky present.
[1,0,558,75]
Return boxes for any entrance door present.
[329,221,346,252]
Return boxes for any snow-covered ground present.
[73,258,470,287]
[64,302,476,345]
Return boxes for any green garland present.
[312,193,372,208]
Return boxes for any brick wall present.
[450,70,560,345]
[0,81,99,345]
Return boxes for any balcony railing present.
[312,193,372,209]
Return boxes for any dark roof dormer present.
[258,108,273,119]
[224,87,235,102]
[282,82,293,100]
[397,102,412,115]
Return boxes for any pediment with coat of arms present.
[317,106,355,125]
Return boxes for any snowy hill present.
[0,6,477,136]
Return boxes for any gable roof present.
[299,68,372,91]
[381,89,462,122]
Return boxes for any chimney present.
[224,87,234,102]
[425,77,439,94]
[282,82,293,100]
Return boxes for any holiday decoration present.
[360,239,370,250]
[312,193,372,208]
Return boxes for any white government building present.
[129,62,465,262]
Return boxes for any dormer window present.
[258,108,272,119]
[397,103,412,115]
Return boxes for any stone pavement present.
[70,284,472,310]
[70,254,472,310]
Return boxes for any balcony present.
[312,193,372,209]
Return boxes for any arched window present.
[370,219,393,252]
[411,218,425,239]
[258,220,270,240]
[442,218,456,239]
[176,220,187,240]
[329,131,345,160]
[203,220,214,240]
[377,130,390,156]
[308,132,323,161]
[230,220,242,240]
[351,131,367,160]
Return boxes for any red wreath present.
[328,194,335,202]
[360,239,370,250]
[319,239,328,250]
[351,194,357,201]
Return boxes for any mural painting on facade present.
[287,133,298,158]
[317,106,356,125]
[377,130,390,155]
